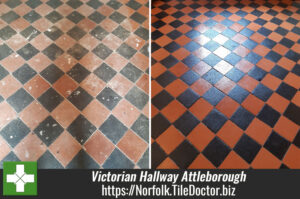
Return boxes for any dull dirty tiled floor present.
[0,0,149,169]
[152,0,300,169]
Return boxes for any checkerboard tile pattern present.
[0,0,149,169]
[152,0,300,169]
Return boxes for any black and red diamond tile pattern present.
[151,0,300,169]
[0,0,149,168]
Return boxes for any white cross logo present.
[6,164,35,192]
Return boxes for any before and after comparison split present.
[0,0,299,169]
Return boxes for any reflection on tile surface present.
[152,0,300,169]
[0,0,149,168]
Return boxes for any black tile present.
[285,50,300,62]
[0,44,13,60]
[5,0,21,8]
[66,11,84,24]
[40,64,64,84]
[203,87,225,106]
[131,114,149,142]
[38,88,64,112]
[109,12,126,24]
[180,70,200,85]
[270,65,288,80]
[203,137,231,167]
[245,52,262,65]
[177,88,200,108]
[0,119,30,148]
[103,148,134,169]
[264,131,291,160]
[184,41,201,52]
[291,64,300,76]
[151,142,167,168]
[0,26,17,40]
[170,140,199,168]
[26,0,42,9]
[86,0,103,9]
[248,66,267,81]
[99,115,128,144]
[126,0,142,10]
[186,30,201,39]
[20,26,40,41]
[160,55,178,68]
[203,53,221,67]
[125,86,148,110]
[116,43,137,59]
[293,130,300,148]
[257,104,281,127]
[7,88,34,113]
[138,148,149,169]
[284,103,300,125]
[152,90,174,110]
[88,11,105,24]
[276,82,297,100]
[203,109,227,133]
[164,41,180,53]
[1,11,20,24]
[13,64,37,84]
[96,87,121,110]
[67,63,90,83]
[225,68,245,82]
[265,51,282,63]
[67,114,96,144]
[0,65,9,81]
[130,12,146,24]
[90,26,109,41]
[280,38,295,48]
[44,26,64,41]
[68,87,93,111]
[151,113,170,139]
[66,150,99,169]
[112,26,130,40]
[224,53,242,66]
[67,26,86,41]
[67,44,88,60]
[17,44,39,61]
[174,111,200,136]
[134,27,148,40]
[66,0,83,9]
[42,44,63,61]
[37,151,63,169]
[231,107,255,130]
[34,116,64,146]
[261,38,277,49]
[45,11,63,23]
[46,0,63,8]
[94,63,116,83]
[234,134,261,163]
[107,0,122,9]
[0,152,20,168]
[203,69,223,85]
[166,30,182,40]
[120,63,142,82]
[252,83,273,101]
[228,85,249,103]
[223,39,239,51]
[23,10,41,23]
[92,43,112,60]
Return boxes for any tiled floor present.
[0,0,149,169]
[152,0,300,169]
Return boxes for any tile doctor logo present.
[3,162,37,196]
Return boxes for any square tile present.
[44,26,63,41]
[67,87,93,111]
[264,131,291,160]
[234,134,261,163]
[67,44,89,60]
[203,109,227,133]
[38,88,64,112]
[96,87,122,110]
[12,64,37,84]
[7,88,34,113]
[17,44,39,61]
[42,44,64,61]
[173,111,200,136]
[92,43,113,60]
[67,63,90,83]
[170,140,199,168]
[40,64,64,84]
[257,104,281,127]
[231,107,255,130]
[125,86,148,110]
[177,88,200,108]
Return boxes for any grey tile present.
[20,26,40,41]
[0,119,30,147]
[67,87,93,111]
[109,12,126,24]
[112,26,130,40]
[66,0,83,9]
[1,11,20,24]
[46,0,63,8]
[37,150,63,169]
[134,27,149,40]
[38,88,64,112]
[67,26,86,41]
[42,44,64,61]
[92,43,112,60]
[23,10,41,23]
[0,44,13,60]
[117,43,137,59]
[66,150,99,169]
[66,11,85,24]
[103,148,134,169]
[120,63,143,82]
[96,87,121,110]
[88,11,105,23]
[93,63,116,82]
[0,152,20,168]
[137,148,149,169]
[67,44,88,60]
[34,116,64,146]
[130,12,146,24]
[67,114,96,144]
[67,63,90,83]
[17,43,39,61]
[90,26,109,41]
[5,0,21,8]
[45,11,63,23]
[100,115,128,144]
[26,0,43,9]
[125,86,148,110]
[87,0,103,9]
[0,26,17,40]
[0,65,9,81]
[126,0,142,10]
[40,64,64,84]
[13,63,37,84]
[44,26,63,41]
[131,114,149,142]
[107,0,122,10]
[7,88,34,113]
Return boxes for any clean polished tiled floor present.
[0,0,149,169]
[152,0,300,169]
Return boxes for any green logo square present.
[3,161,37,196]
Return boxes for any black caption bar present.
[0,170,299,198]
